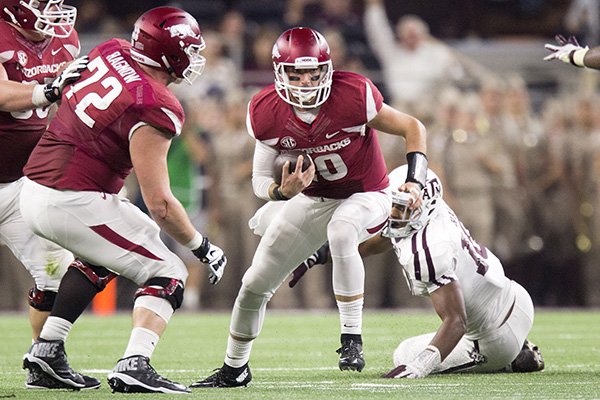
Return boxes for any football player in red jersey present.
[192,27,428,388]
[19,6,226,393]
[0,0,95,390]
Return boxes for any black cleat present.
[107,355,190,394]
[23,338,100,390]
[337,339,365,372]
[190,363,252,388]
[26,363,72,389]
[511,339,545,372]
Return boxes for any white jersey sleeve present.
[393,209,460,296]
[392,201,514,336]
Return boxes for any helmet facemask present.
[382,191,423,238]
[30,0,76,38]
[162,38,206,85]
[274,57,333,108]
[179,39,206,85]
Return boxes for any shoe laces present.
[337,340,362,357]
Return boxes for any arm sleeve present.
[252,140,279,200]
[364,2,396,65]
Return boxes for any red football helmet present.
[130,6,206,85]
[272,27,333,108]
[0,0,76,38]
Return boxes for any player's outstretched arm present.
[543,34,600,69]
[0,56,88,112]
[131,125,227,284]
[289,235,394,288]
[386,281,466,379]
[368,104,427,208]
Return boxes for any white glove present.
[192,237,227,285]
[544,35,588,66]
[32,56,89,107]
[384,345,441,379]
[384,363,423,379]
[47,56,89,102]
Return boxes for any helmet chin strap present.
[161,54,176,76]
[3,8,19,26]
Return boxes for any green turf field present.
[0,309,598,399]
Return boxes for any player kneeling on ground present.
[293,165,545,377]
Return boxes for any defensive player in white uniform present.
[0,0,93,389]
[362,165,544,377]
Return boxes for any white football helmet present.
[382,165,443,238]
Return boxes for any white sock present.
[39,316,72,342]
[337,298,363,335]
[224,335,253,368]
[123,327,159,359]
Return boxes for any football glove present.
[289,243,330,288]
[44,56,89,103]
[384,345,440,379]
[544,35,588,66]
[192,237,227,285]
[383,363,422,379]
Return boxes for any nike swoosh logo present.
[51,48,61,56]
[325,130,341,139]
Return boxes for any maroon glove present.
[288,243,330,288]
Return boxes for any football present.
[273,150,312,185]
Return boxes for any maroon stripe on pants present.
[90,224,163,261]
[411,232,421,281]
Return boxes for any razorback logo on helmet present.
[272,44,281,59]
[167,23,199,40]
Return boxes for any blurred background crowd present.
[2,0,600,311]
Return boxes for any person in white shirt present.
[363,0,463,107]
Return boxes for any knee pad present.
[237,286,271,310]
[327,220,359,257]
[230,286,271,339]
[69,259,117,292]
[134,277,184,311]
[28,287,57,312]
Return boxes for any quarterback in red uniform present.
[192,27,428,387]
[20,7,226,393]
[0,0,92,390]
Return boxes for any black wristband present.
[569,50,577,66]
[406,151,428,189]
[192,237,210,262]
[43,84,60,103]
[273,186,289,201]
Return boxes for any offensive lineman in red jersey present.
[19,7,227,393]
[192,27,428,387]
[0,0,96,390]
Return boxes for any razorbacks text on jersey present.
[392,200,515,338]
[0,20,79,183]
[24,38,184,194]
[247,71,389,199]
